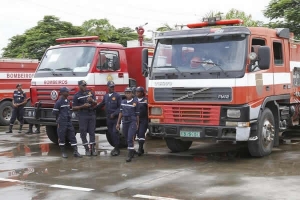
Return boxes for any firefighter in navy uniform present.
[52,87,82,158]
[96,81,122,156]
[135,86,148,156]
[72,80,98,156]
[116,87,140,162]
[6,84,27,133]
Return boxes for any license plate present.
[180,131,200,137]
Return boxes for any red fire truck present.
[24,36,153,147]
[0,58,39,126]
[141,17,300,157]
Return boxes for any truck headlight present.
[151,107,162,115]
[227,109,241,118]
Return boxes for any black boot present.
[84,145,91,156]
[72,146,82,158]
[91,144,97,156]
[126,149,135,162]
[25,124,33,135]
[60,146,68,158]
[137,141,145,156]
[6,125,13,133]
[18,125,23,133]
[34,124,40,134]
[111,145,120,156]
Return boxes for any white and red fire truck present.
[24,36,153,147]
[0,58,39,126]
[141,17,300,157]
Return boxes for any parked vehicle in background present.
[0,58,39,125]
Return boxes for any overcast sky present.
[0,0,271,56]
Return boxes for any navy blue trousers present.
[10,106,24,125]
[57,122,77,146]
[137,118,148,141]
[79,115,96,145]
[107,118,119,147]
[123,121,137,149]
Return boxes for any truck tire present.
[105,131,128,148]
[165,138,193,153]
[248,108,275,157]
[0,101,13,126]
[46,126,58,145]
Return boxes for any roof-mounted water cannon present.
[55,36,99,43]
[187,17,244,29]
[135,22,148,47]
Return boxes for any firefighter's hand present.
[83,103,90,108]
[87,96,92,102]
[13,104,17,108]
[116,124,120,131]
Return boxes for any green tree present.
[81,18,116,41]
[110,27,138,46]
[202,9,263,27]
[2,15,83,59]
[156,23,176,31]
[264,0,300,38]
[225,9,264,27]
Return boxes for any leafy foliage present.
[2,16,83,59]
[264,0,300,38]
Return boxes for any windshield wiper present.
[55,67,76,75]
[38,67,60,76]
[154,66,185,77]
[195,61,228,77]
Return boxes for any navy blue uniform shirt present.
[52,97,72,123]
[97,92,121,117]
[120,98,140,120]
[13,90,26,104]
[137,97,148,119]
[73,90,96,115]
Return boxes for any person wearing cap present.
[116,87,140,162]
[72,80,98,156]
[52,87,82,158]
[135,86,148,156]
[96,81,122,156]
[6,84,27,134]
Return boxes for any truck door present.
[271,38,290,96]
[94,49,127,86]
[249,37,275,100]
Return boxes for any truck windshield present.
[151,34,247,79]
[35,46,96,77]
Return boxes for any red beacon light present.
[187,17,244,29]
[55,36,99,43]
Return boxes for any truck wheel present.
[0,101,13,126]
[248,108,275,157]
[46,126,58,145]
[105,131,128,148]
[165,138,193,153]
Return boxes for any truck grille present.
[154,87,232,102]
[36,88,76,103]
[163,105,220,125]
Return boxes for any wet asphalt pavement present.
[1,125,300,200]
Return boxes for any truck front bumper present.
[149,123,251,142]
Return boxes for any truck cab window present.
[97,50,120,71]
[273,42,284,65]
[250,38,266,72]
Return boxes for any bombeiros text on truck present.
[141,17,300,157]
[24,36,153,147]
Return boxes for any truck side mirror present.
[257,46,270,70]
[142,48,149,77]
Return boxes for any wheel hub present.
[262,120,274,146]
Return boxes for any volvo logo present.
[50,90,58,100]
[187,91,194,98]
